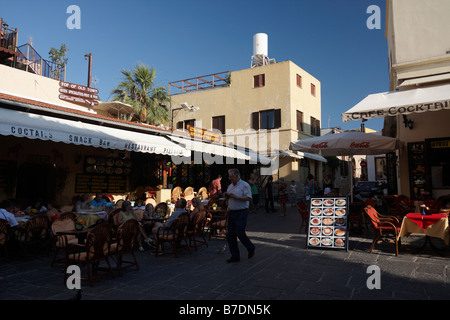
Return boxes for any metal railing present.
[0,18,17,51]
[16,43,65,81]
[168,71,230,95]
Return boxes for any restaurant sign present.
[58,81,99,107]
[186,125,222,142]
[345,99,450,121]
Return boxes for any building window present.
[251,109,281,130]
[310,117,320,136]
[212,115,225,134]
[311,83,316,96]
[296,110,304,131]
[254,74,265,88]
[178,119,195,130]
[296,74,302,88]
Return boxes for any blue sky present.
[3,0,388,131]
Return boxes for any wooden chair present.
[109,219,139,276]
[297,201,309,233]
[16,215,50,255]
[364,205,402,256]
[183,186,195,201]
[154,212,191,257]
[64,222,114,287]
[198,187,208,200]
[171,186,183,202]
[208,210,228,240]
[50,217,78,266]
[187,209,208,250]
[0,219,10,261]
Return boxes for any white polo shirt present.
[227,179,252,211]
[0,208,19,227]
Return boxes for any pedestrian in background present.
[289,180,298,207]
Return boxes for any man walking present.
[225,168,255,263]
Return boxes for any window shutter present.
[274,109,281,128]
[251,112,259,130]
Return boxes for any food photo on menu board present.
[306,197,349,250]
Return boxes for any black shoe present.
[248,247,255,259]
[226,257,240,263]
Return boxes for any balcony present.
[168,71,230,95]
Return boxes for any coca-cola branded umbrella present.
[289,131,398,157]
[290,131,398,200]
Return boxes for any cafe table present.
[15,215,31,224]
[398,213,449,254]
[77,211,106,227]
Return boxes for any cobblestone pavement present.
[1,205,449,302]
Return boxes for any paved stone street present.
[1,204,449,303]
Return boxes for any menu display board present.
[306,196,349,251]
[75,174,128,193]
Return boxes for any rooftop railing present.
[168,71,230,95]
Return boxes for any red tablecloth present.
[405,213,447,229]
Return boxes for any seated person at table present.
[209,175,222,200]
[151,198,187,249]
[91,193,108,208]
[116,201,150,252]
[142,203,156,233]
[74,194,94,212]
[0,199,19,227]
[25,198,48,214]
[189,197,204,220]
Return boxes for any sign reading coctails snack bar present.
[306,196,349,251]
[59,81,99,107]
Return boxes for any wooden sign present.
[59,81,99,107]
[306,196,349,251]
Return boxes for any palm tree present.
[111,63,171,126]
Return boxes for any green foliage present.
[111,63,171,126]
[48,44,69,66]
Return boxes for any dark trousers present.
[227,209,255,258]
[265,196,274,212]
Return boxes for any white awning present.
[0,108,190,157]
[169,135,272,164]
[342,84,450,122]
[279,150,327,163]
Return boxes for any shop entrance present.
[16,162,57,204]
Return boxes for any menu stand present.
[306,196,349,252]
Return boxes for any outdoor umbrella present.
[289,131,398,200]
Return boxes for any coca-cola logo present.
[311,142,328,148]
[350,142,370,148]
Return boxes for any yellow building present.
[169,59,326,185]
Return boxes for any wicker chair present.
[109,219,139,276]
[50,217,78,266]
[208,210,228,240]
[16,215,50,255]
[64,222,114,287]
[197,187,208,200]
[154,212,191,257]
[364,205,402,256]
[171,186,183,202]
[183,186,195,201]
[187,209,208,250]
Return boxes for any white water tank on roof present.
[253,33,268,57]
